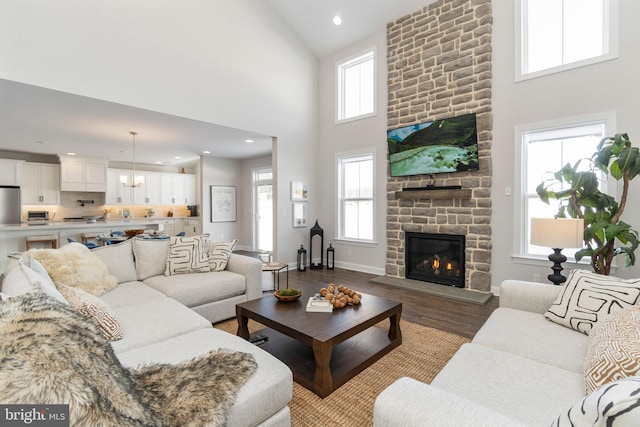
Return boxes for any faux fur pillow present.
[29,242,118,296]
[0,292,257,426]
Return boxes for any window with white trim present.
[336,49,375,123]
[517,114,614,260]
[337,152,374,241]
[517,0,618,80]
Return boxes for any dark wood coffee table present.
[236,284,402,398]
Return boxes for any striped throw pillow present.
[208,240,238,272]
[164,236,210,276]
[544,269,640,335]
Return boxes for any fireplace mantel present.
[394,188,472,200]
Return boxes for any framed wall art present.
[210,185,237,222]
[291,181,308,201]
[292,202,307,228]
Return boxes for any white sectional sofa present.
[1,239,293,426]
[374,275,640,426]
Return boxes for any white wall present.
[491,1,640,292]
[317,30,388,275]
[201,157,242,243]
[0,0,318,264]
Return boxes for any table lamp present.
[530,217,584,285]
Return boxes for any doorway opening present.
[253,167,273,253]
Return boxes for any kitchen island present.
[0,218,166,273]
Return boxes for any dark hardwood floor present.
[258,265,499,339]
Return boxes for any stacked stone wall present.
[386,0,493,291]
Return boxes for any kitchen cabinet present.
[22,163,60,205]
[60,156,108,192]
[160,173,195,205]
[0,159,24,186]
[158,219,175,236]
[184,219,202,236]
[106,169,134,204]
[141,172,161,204]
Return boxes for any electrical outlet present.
[347,249,352,257]
[505,187,512,196]
[533,273,540,282]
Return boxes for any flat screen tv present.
[387,113,479,177]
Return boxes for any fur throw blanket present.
[28,242,118,296]
[0,293,257,426]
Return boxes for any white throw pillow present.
[544,269,640,335]
[22,258,67,305]
[551,376,640,427]
[208,239,238,272]
[92,239,137,284]
[133,238,170,280]
[164,236,210,276]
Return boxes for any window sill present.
[334,238,377,248]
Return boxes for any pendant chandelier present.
[120,131,145,188]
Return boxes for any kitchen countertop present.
[0,218,167,231]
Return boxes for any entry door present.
[254,168,273,252]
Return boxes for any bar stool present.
[81,232,100,244]
[26,235,58,250]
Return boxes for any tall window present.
[517,114,614,260]
[337,152,374,241]
[517,0,618,80]
[336,49,375,123]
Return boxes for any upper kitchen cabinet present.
[160,173,195,205]
[106,169,134,204]
[142,172,161,205]
[22,163,60,205]
[59,156,108,192]
[0,159,24,186]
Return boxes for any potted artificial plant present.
[536,133,639,275]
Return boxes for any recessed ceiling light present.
[155,161,163,164]
[202,150,210,154]
[35,140,47,145]
[245,139,254,144]
[67,152,76,156]
[174,156,181,159]
[333,15,342,26]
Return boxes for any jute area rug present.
[214,319,469,427]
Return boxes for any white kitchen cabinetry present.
[160,173,194,205]
[60,156,108,192]
[184,219,202,236]
[185,174,196,205]
[142,173,161,204]
[0,159,24,186]
[22,163,60,205]
[106,169,134,204]
[158,219,175,236]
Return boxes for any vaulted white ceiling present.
[0,1,433,165]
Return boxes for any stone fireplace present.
[385,0,493,293]
[405,232,465,288]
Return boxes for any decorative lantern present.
[309,220,324,269]
[326,243,335,270]
[297,244,307,272]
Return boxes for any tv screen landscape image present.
[387,113,479,177]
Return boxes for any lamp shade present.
[531,218,584,249]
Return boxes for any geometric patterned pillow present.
[208,239,238,272]
[584,306,640,394]
[57,283,123,341]
[164,236,210,276]
[552,376,640,427]
[544,269,640,335]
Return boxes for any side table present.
[262,262,289,291]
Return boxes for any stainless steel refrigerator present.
[0,186,21,224]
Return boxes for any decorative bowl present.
[124,229,145,238]
[274,289,303,303]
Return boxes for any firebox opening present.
[405,232,465,288]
